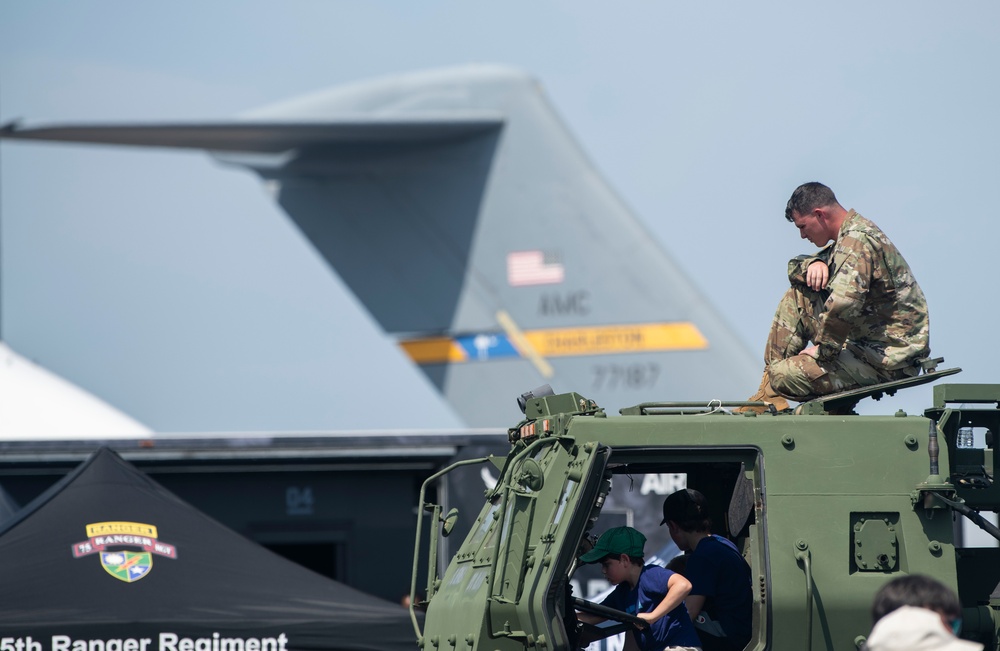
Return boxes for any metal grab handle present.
[930,491,1000,543]
[572,597,647,628]
[410,456,491,639]
[794,540,813,651]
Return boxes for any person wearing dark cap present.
[660,490,752,651]
[577,526,702,651]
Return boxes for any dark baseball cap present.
[579,526,646,564]
[660,488,708,525]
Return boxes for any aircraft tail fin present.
[1,65,760,426]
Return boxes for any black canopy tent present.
[0,447,416,651]
[0,481,19,524]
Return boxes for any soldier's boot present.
[734,371,790,414]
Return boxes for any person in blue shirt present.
[661,489,753,651]
[577,526,702,651]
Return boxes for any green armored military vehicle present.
[410,377,1000,651]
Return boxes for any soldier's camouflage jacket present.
[787,210,930,371]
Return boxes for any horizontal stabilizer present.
[0,116,503,153]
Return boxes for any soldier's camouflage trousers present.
[763,286,912,398]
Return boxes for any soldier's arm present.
[787,243,833,287]
[805,261,829,291]
[813,233,874,361]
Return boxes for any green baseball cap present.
[579,526,646,564]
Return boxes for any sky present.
[1,1,998,432]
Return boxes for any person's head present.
[871,575,963,631]
[665,553,687,576]
[660,489,711,549]
[578,526,646,585]
[784,182,847,247]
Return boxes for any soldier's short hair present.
[785,182,840,222]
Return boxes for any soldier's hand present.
[578,534,597,557]
[806,260,829,291]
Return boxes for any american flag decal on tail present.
[507,250,564,286]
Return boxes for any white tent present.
[0,341,151,438]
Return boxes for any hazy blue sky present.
[1,1,998,431]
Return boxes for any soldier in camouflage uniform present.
[741,182,930,412]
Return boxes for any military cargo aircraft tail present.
[1,65,759,426]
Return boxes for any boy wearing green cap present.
[577,526,701,651]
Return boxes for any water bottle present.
[957,426,974,449]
